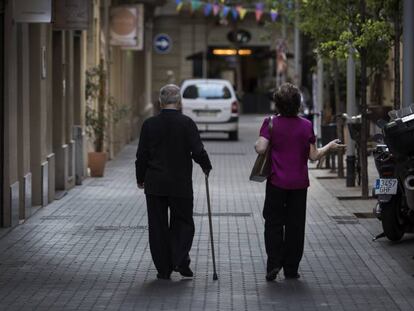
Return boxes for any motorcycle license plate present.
[375,178,398,195]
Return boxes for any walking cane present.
[205,174,218,281]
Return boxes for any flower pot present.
[88,152,107,177]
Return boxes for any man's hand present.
[203,169,211,178]
[137,183,144,189]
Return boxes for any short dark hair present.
[273,83,301,117]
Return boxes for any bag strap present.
[268,115,274,139]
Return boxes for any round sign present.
[111,8,137,36]
[154,34,172,54]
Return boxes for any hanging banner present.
[221,6,230,18]
[13,0,52,23]
[204,3,212,16]
[213,3,220,16]
[110,5,144,50]
[255,3,264,22]
[270,9,278,22]
[176,1,184,12]
[53,0,90,30]
[237,6,247,20]
[231,8,238,21]
[191,0,202,12]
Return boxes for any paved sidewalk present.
[0,115,413,311]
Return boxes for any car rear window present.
[183,83,232,99]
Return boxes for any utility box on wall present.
[13,0,52,23]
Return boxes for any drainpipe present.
[145,19,153,113]
[346,50,357,187]
[316,54,323,144]
[0,0,4,226]
[294,0,301,87]
[403,0,414,108]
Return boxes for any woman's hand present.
[328,139,346,151]
[309,139,346,161]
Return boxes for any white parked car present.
[181,79,239,140]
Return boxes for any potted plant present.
[85,61,128,177]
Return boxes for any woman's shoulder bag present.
[249,115,274,182]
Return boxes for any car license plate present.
[197,111,217,117]
[375,178,398,195]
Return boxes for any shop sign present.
[53,0,90,30]
[13,0,52,23]
[110,5,144,50]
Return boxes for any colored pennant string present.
[204,3,212,16]
[270,9,278,22]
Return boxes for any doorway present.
[0,0,4,226]
[207,46,273,113]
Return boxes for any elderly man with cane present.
[135,84,212,280]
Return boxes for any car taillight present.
[231,101,238,113]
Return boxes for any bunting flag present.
[255,3,264,22]
[176,1,184,12]
[237,5,248,20]
[174,1,276,22]
[270,9,278,22]
[191,0,202,11]
[231,7,238,20]
[221,6,230,18]
[204,3,213,16]
[213,3,220,16]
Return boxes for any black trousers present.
[263,182,307,274]
[145,195,195,275]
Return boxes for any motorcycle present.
[373,105,414,241]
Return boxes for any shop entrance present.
[207,46,274,113]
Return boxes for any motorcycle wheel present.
[380,195,404,241]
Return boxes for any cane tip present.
[213,273,218,281]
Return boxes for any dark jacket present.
[135,109,212,197]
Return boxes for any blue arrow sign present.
[154,34,172,54]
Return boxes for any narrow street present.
[0,116,413,311]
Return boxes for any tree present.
[287,0,396,198]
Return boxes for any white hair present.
[159,84,181,106]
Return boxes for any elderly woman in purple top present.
[255,83,344,281]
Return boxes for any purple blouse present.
[260,115,316,189]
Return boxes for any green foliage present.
[85,64,129,152]
[285,0,397,73]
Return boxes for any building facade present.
[1,0,164,228]
[152,1,296,113]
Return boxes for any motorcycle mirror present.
[376,119,388,129]
[372,133,384,143]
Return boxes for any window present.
[183,83,231,99]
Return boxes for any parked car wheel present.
[229,130,238,141]
[381,195,404,241]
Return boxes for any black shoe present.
[265,267,281,281]
[284,272,300,279]
[156,273,171,280]
[174,266,194,277]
